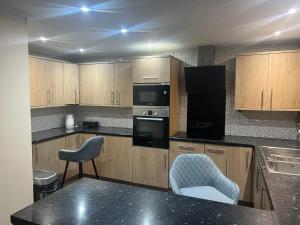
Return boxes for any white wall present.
[0,15,33,225]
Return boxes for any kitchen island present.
[11,178,274,225]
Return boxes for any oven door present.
[133,85,170,106]
[133,116,169,149]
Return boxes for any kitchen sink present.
[261,146,300,176]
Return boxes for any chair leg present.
[79,162,83,178]
[61,161,69,188]
[92,159,100,180]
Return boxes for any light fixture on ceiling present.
[121,28,128,34]
[81,6,91,12]
[288,8,297,14]
[274,31,281,36]
[79,48,85,53]
[147,41,152,48]
[39,36,48,42]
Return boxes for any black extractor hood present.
[184,66,226,140]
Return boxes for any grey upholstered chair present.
[59,136,104,187]
[169,154,240,204]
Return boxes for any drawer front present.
[170,141,204,153]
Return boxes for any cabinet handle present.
[75,90,77,104]
[206,148,225,154]
[35,146,38,164]
[117,90,120,105]
[47,90,50,105]
[270,89,273,110]
[143,77,158,80]
[246,151,249,171]
[164,154,167,171]
[261,90,264,110]
[179,145,195,151]
[255,167,259,193]
[111,91,114,104]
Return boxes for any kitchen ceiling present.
[1,0,300,59]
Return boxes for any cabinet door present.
[261,182,271,211]
[227,147,252,201]
[32,138,66,175]
[29,57,47,107]
[205,144,227,175]
[64,63,79,104]
[78,134,97,175]
[92,64,115,106]
[235,55,269,110]
[100,136,132,182]
[253,157,263,209]
[79,64,94,104]
[133,57,170,83]
[150,57,170,83]
[65,134,81,179]
[269,52,300,111]
[132,146,169,188]
[45,60,64,106]
[115,63,133,106]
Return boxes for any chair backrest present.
[169,154,223,194]
[77,136,104,161]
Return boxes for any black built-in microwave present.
[133,84,170,106]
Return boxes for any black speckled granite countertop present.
[11,178,274,225]
[170,132,300,149]
[32,127,133,144]
[171,132,300,225]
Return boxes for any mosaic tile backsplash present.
[31,43,299,139]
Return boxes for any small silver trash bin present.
[33,170,59,201]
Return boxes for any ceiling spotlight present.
[121,28,128,34]
[274,31,281,36]
[39,36,48,42]
[81,6,91,12]
[79,48,85,53]
[147,42,152,48]
[288,8,297,14]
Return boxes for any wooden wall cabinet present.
[79,63,132,107]
[114,62,133,107]
[64,63,79,104]
[235,51,300,111]
[133,57,171,83]
[29,57,65,108]
[29,57,47,107]
[132,146,169,188]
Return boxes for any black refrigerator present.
[185,66,226,140]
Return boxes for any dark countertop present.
[32,127,133,144]
[256,147,300,225]
[11,178,274,225]
[171,132,300,225]
[170,132,300,149]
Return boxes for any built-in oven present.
[133,84,170,106]
[133,106,169,149]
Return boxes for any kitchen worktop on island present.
[11,178,274,225]
[32,126,133,144]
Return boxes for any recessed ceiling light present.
[81,6,91,12]
[121,28,128,34]
[39,36,48,42]
[288,8,297,14]
[274,31,281,36]
[79,48,85,53]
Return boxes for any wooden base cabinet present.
[99,136,132,182]
[32,137,66,176]
[65,134,81,179]
[253,156,271,210]
[132,146,169,188]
